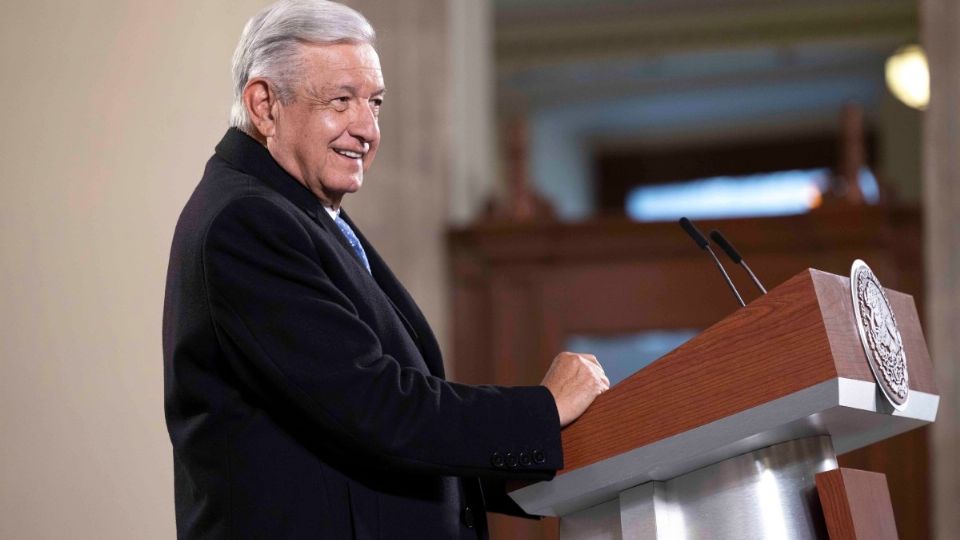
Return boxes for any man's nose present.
[349,102,379,142]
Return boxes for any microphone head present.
[679,217,709,249]
[709,229,743,264]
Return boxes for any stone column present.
[447,0,497,225]
[921,0,960,538]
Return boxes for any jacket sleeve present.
[201,195,563,479]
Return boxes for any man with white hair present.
[163,1,608,538]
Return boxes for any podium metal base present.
[559,436,838,540]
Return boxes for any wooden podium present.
[508,268,939,539]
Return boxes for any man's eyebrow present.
[324,84,386,96]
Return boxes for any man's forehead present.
[305,70,385,94]
[299,42,381,69]
[298,44,382,86]
[314,65,383,77]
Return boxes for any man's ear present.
[243,78,278,140]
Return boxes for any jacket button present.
[491,452,505,468]
[519,451,531,466]
[534,450,546,464]
[505,452,518,468]
[461,506,476,529]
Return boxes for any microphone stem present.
[705,246,746,307]
[741,261,767,294]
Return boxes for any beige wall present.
[0,1,455,538]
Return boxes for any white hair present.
[229,0,376,132]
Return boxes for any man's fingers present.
[544,351,610,427]
[578,353,601,368]
[575,353,609,392]
[581,356,607,380]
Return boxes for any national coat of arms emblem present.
[850,259,909,410]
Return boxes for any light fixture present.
[885,44,929,110]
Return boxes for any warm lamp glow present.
[886,45,929,110]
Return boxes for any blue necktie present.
[334,214,372,274]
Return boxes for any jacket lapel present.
[341,211,446,379]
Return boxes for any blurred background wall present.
[0,0,956,539]
[0,2,263,537]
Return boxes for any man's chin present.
[324,178,363,202]
[345,178,363,193]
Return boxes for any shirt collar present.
[323,205,340,221]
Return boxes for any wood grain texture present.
[558,269,839,474]
[816,468,899,540]
[812,270,937,393]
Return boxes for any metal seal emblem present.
[850,259,909,410]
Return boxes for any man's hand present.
[540,352,610,428]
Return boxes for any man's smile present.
[333,148,364,159]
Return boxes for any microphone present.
[679,217,745,307]
[709,229,768,294]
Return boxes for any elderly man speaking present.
[163,1,608,538]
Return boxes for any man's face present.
[267,42,384,208]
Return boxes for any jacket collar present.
[215,127,327,223]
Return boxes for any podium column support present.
[560,436,837,540]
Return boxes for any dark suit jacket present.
[163,128,563,539]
